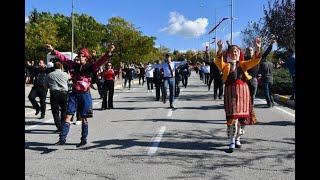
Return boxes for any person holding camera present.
[45,43,115,147]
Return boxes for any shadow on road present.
[111,118,225,125]
[256,120,295,126]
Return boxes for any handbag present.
[74,77,91,92]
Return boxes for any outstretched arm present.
[241,37,262,71]
[213,40,227,71]
[261,39,275,59]
[92,44,115,72]
[45,44,76,69]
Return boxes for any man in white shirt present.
[161,53,187,108]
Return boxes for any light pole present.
[230,0,233,44]
[71,0,74,60]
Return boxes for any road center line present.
[148,126,166,156]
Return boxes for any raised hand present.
[217,40,223,50]
[108,43,115,53]
[45,44,54,51]
[255,37,261,48]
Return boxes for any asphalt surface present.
[25,72,295,180]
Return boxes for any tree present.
[263,0,295,50]
[241,20,269,49]
[104,17,158,66]
[25,12,58,60]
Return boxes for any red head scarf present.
[78,48,90,59]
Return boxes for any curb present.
[273,94,295,108]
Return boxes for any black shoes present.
[35,109,40,116]
[235,141,242,148]
[76,140,87,147]
[54,140,66,145]
[38,114,45,119]
[170,104,175,108]
[226,148,234,153]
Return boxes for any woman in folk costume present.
[214,38,262,153]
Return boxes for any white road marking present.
[167,110,173,117]
[256,98,295,117]
[148,126,166,155]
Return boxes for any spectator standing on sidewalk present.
[278,49,295,100]
[257,39,276,107]
[214,38,262,153]
[46,62,70,132]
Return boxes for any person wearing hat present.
[46,43,115,147]
[161,53,187,108]
[214,38,261,153]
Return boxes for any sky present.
[25,0,271,52]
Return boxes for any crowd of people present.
[25,38,295,153]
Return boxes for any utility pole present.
[230,0,233,44]
[71,0,74,60]
[214,9,217,54]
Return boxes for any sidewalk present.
[273,94,295,109]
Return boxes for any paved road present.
[25,72,295,180]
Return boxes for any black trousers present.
[181,73,188,88]
[139,75,145,85]
[124,78,132,88]
[102,80,114,108]
[208,74,214,90]
[28,87,48,116]
[175,80,180,97]
[146,77,153,90]
[97,79,105,98]
[204,73,210,85]
[213,78,223,98]
[50,90,68,130]
[154,78,162,100]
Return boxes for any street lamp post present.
[230,0,233,44]
[215,9,217,54]
[71,0,74,60]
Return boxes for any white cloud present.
[224,31,241,40]
[25,16,29,23]
[160,12,208,38]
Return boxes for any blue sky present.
[25,0,271,52]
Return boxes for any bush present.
[272,68,292,95]
[256,68,292,96]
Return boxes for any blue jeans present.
[67,91,92,118]
[163,77,175,104]
[262,82,274,106]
